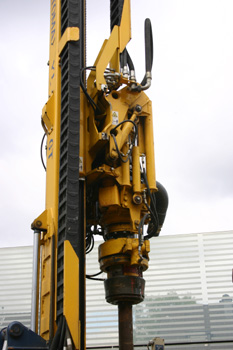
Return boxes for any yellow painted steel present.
[99,184,121,208]
[32,0,62,340]
[96,26,119,90]
[118,0,131,52]
[109,112,137,160]
[94,0,131,90]
[33,0,87,345]
[33,0,83,343]
[144,101,156,191]
[40,235,54,338]
[58,27,80,56]
[99,238,150,272]
[33,0,157,346]
[64,240,80,349]
[122,144,131,186]
[132,146,141,195]
[41,93,55,135]
[85,85,157,236]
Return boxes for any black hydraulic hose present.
[145,18,153,72]
[126,50,135,71]
[80,66,102,114]
[58,317,66,350]
[120,49,127,71]
[110,119,138,139]
[142,169,159,239]
[49,316,63,350]
[141,18,153,86]
[147,181,169,238]
[153,181,169,227]
[120,51,124,70]
[110,119,138,163]
[40,133,47,171]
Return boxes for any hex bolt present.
[101,132,108,140]
[135,104,142,113]
[133,194,142,205]
[9,322,23,338]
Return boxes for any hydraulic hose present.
[126,50,135,71]
[147,181,169,238]
[120,49,128,76]
[145,18,153,73]
[141,18,153,88]
[126,50,136,82]
[49,316,64,350]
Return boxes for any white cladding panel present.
[0,246,33,328]
[0,232,233,350]
[86,231,233,349]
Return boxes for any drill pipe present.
[118,302,134,350]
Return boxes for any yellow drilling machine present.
[0,1,168,350]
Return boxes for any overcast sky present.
[0,0,232,248]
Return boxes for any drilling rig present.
[0,1,168,350]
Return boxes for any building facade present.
[1,231,233,349]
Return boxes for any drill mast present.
[1,1,168,350]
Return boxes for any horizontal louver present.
[86,231,233,349]
[0,246,33,328]
[1,231,233,350]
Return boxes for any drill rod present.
[118,302,134,350]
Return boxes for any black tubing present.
[49,317,64,350]
[141,18,153,86]
[145,18,153,72]
[146,181,169,239]
[40,132,47,171]
[153,181,169,228]
[126,50,135,71]
[120,49,127,70]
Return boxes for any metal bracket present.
[31,208,54,234]
[41,93,55,135]
[94,0,131,90]
[58,27,80,56]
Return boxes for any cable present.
[86,230,94,254]
[142,170,159,239]
[141,18,153,86]
[111,134,130,163]
[86,224,104,254]
[86,271,103,278]
[80,66,102,114]
[110,119,138,163]
[142,170,157,213]
[40,133,46,171]
[49,316,64,350]
[58,317,66,350]
[126,50,135,71]
[120,49,127,71]
[110,118,138,136]
[86,273,105,282]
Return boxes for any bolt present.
[101,132,108,140]
[101,84,108,92]
[36,220,42,227]
[133,195,142,205]
[135,104,142,113]
[9,322,23,338]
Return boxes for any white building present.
[1,231,233,349]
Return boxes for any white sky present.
[0,0,233,248]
